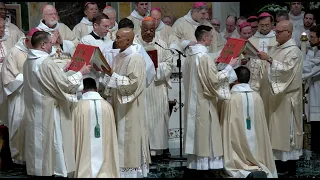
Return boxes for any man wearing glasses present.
[258,20,303,176]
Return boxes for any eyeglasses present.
[275,30,290,35]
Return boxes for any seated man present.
[220,66,277,178]
[73,78,119,178]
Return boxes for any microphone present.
[155,42,186,57]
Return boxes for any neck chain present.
[245,92,251,130]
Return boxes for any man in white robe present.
[245,12,278,121]
[103,6,118,42]
[170,2,223,53]
[0,28,39,165]
[37,4,79,69]
[150,8,173,45]
[127,2,149,35]
[0,3,25,51]
[258,20,303,175]
[302,25,320,153]
[134,17,173,159]
[220,15,239,42]
[73,78,119,178]
[105,28,150,178]
[220,66,277,178]
[80,13,112,99]
[183,25,238,178]
[293,12,315,48]
[72,2,98,40]
[23,31,91,177]
[289,2,305,45]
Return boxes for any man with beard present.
[103,6,118,41]
[0,3,25,51]
[247,16,259,35]
[258,20,303,176]
[72,2,99,40]
[221,15,238,41]
[106,28,151,178]
[183,25,238,178]
[23,31,91,177]
[246,12,277,121]
[134,17,173,160]
[0,28,39,165]
[150,8,173,45]
[302,25,320,153]
[127,2,149,35]
[37,4,79,69]
[293,12,315,47]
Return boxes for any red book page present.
[147,49,158,69]
[68,44,96,72]
[216,38,247,64]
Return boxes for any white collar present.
[130,10,149,20]
[289,11,305,21]
[231,83,254,92]
[81,91,103,100]
[28,49,50,60]
[80,17,93,26]
[15,37,28,53]
[37,19,60,32]
[187,44,208,55]
[184,10,200,26]
[156,21,165,32]
[253,30,276,38]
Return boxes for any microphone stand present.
[155,42,187,163]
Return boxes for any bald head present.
[226,15,236,33]
[277,20,293,31]
[42,4,58,28]
[275,20,293,44]
[116,28,134,51]
[141,19,156,43]
[150,9,161,28]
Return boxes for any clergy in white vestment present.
[127,2,149,35]
[134,17,173,158]
[302,26,320,153]
[220,66,277,178]
[23,31,92,177]
[289,2,305,45]
[183,25,238,175]
[293,12,315,48]
[233,16,247,38]
[103,6,118,42]
[0,17,9,126]
[246,12,277,121]
[73,78,119,178]
[37,4,79,69]
[170,2,224,53]
[258,20,303,175]
[150,8,173,45]
[0,28,39,165]
[105,28,150,178]
[220,15,239,42]
[80,13,111,98]
[0,3,25,51]
[72,2,98,40]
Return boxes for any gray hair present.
[103,7,116,15]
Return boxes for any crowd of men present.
[0,1,319,178]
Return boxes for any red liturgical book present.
[145,48,158,69]
[216,38,259,64]
[68,44,112,74]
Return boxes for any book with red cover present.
[216,37,259,64]
[145,48,158,69]
[68,44,112,74]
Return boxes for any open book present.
[216,37,259,64]
[68,44,112,74]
